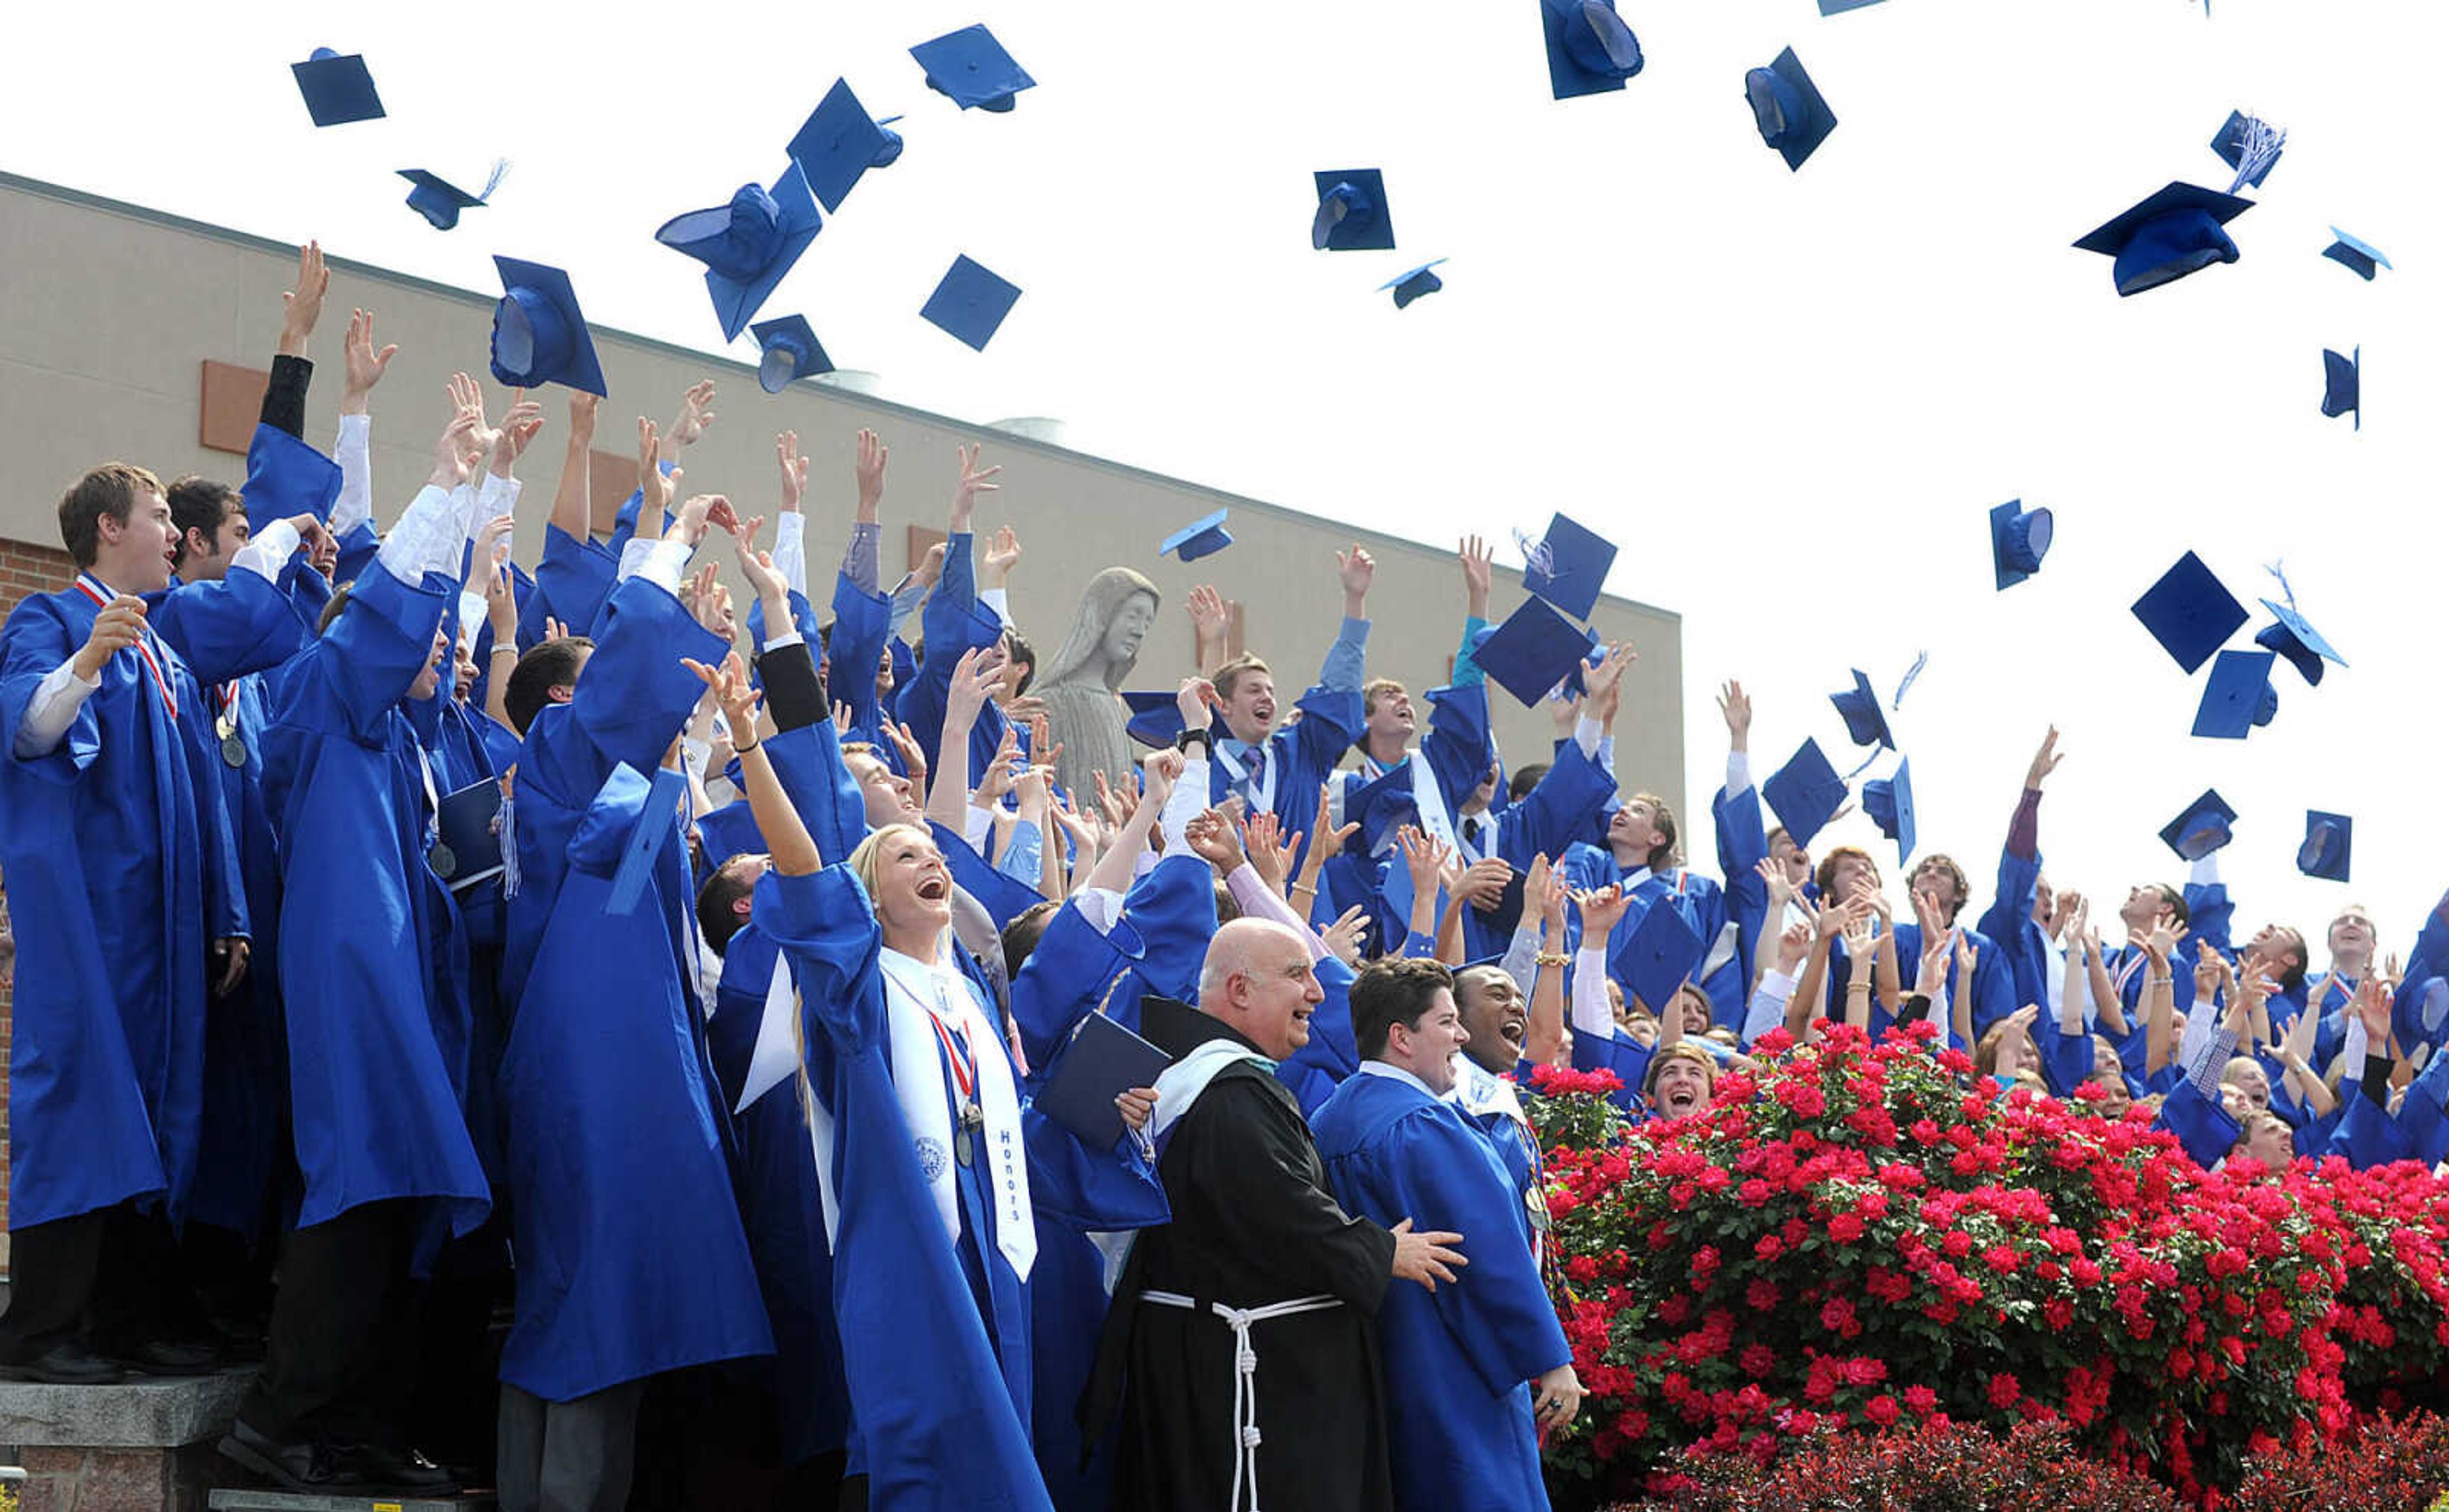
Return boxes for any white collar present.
[1358,1059,1445,1099]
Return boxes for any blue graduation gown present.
[1890,921,2011,1052]
[532,523,620,640]
[0,582,233,1229]
[1566,847,1742,1026]
[1313,1071,1570,1512]
[498,575,771,1402]
[1207,678,1366,866]
[1711,782,1771,1027]
[893,531,1019,785]
[1571,1022,1654,1116]
[826,571,894,746]
[1976,842,2054,1036]
[2155,1077,2242,1168]
[256,561,490,1237]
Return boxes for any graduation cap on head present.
[1862,758,1915,867]
[1829,669,1894,751]
[489,256,608,396]
[920,254,1023,351]
[1622,899,1707,1017]
[656,165,821,342]
[397,163,505,231]
[2191,649,2279,739]
[1539,0,1644,100]
[1519,512,1615,623]
[2323,228,2392,281]
[1989,501,2052,591]
[2131,551,2247,673]
[2074,182,2253,297]
[1763,738,1847,849]
[2210,110,2284,191]
[1122,691,1185,749]
[1473,597,1600,708]
[2158,788,2236,862]
[2298,811,2352,882]
[1313,169,1396,252]
[1744,47,1837,171]
[1381,260,1447,309]
[788,79,902,212]
[1159,509,1233,562]
[748,314,832,393]
[291,48,383,126]
[2321,346,2360,430]
[910,25,1035,112]
[2255,598,2346,687]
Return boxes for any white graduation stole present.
[1212,739,1277,815]
[879,950,1036,1280]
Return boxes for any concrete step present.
[207,1492,497,1511]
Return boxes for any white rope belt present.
[1141,1289,1342,1512]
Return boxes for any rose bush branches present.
[1527,1024,2449,1503]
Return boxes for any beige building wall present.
[0,170,1684,816]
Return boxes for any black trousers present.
[0,1208,107,1360]
[241,1199,425,1446]
[0,1203,202,1361]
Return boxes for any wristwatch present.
[1175,726,1214,756]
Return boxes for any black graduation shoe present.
[0,1340,126,1385]
[333,1441,460,1495]
[217,1420,369,1494]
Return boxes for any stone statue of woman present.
[1034,568,1161,799]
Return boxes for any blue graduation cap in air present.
[2131,551,2247,674]
[1862,758,1916,867]
[489,256,607,397]
[2255,598,2346,687]
[1313,169,1396,252]
[1344,763,1426,856]
[2210,111,2284,190]
[2321,347,2360,430]
[1539,0,1644,100]
[292,48,384,127]
[1473,597,1600,708]
[1829,669,1895,751]
[1763,738,1847,849]
[397,163,505,231]
[920,254,1023,351]
[2322,228,2391,281]
[2074,183,2254,297]
[1520,512,1615,623]
[788,80,902,212]
[1744,47,1837,172]
[1381,260,1447,309]
[1122,691,1186,749]
[910,24,1036,112]
[656,165,822,342]
[748,314,832,393]
[2191,649,2279,739]
[2298,811,2353,883]
[1623,899,1707,1016]
[2158,788,2237,862]
[1989,501,2052,591]
[1818,0,1889,11]
[1160,509,1233,562]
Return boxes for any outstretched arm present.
[688,652,818,875]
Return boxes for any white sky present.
[8,0,2443,959]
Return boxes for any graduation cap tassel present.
[497,789,521,899]
[478,158,511,204]
[1891,650,1928,711]
[2264,559,2298,612]
[2226,117,2284,196]
[1842,748,1880,781]
[1511,526,1556,584]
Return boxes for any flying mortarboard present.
[2254,597,2346,686]
[397,163,505,231]
[2298,811,2352,883]
[1313,169,1396,252]
[920,254,1023,351]
[1623,899,1707,1016]
[1344,763,1425,855]
[489,256,607,397]
[2131,551,2247,673]
[1744,47,1837,171]
[292,48,383,127]
[1123,691,1186,749]
[1381,260,1447,309]
[656,165,822,342]
[1862,758,1915,867]
[1159,509,1233,562]
[1763,738,1847,849]
[1539,0,1644,100]
[1829,669,1895,750]
[748,315,832,393]
[2210,111,2284,191]
[2321,346,2360,430]
[1518,512,1615,622]
[789,80,902,212]
[910,24,1035,112]
[2073,182,2253,297]
[2158,788,2237,862]
[1989,500,2053,591]
[1473,597,1600,708]
[2191,649,2279,739]
[1818,0,1889,11]
[2322,228,2392,281]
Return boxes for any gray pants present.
[496,1378,648,1512]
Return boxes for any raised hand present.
[638,419,677,520]
[947,648,1005,732]
[463,515,516,592]
[1717,679,1752,749]
[666,379,717,456]
[489,394,545,479]
[278,240,330,356]
[340,308,397,411]
[2353,974,2395,1043]
[566,390,599,448]
[683,562,734,639]
[428,406,486,489]
[1176,675,1216,733]
[1775,918,1812,974]
[1397,825,1450,899]
[913,541,947,590]
[732,517,790,610]
[682,650,763,737]
[952,442,1001,529]
[1185,809,1246,872]
[72,596,149,680]
[1336,544,1376,612]
[1243,809,1301,896]
[1138,747,1184,811]
[666,493,719,548]
[1755,856,1796,911]
[982,525,1024,589]
[2143,916,2187,969]
[1533,854,1570,929]
[1459,534,1493,618]
[484,558,518,636]
[1574,883,1632,938]
[1456,857,1515,913]
[883,721,929,795]
[2026,726,2063,791]
[1915,928,1952,997]
[1321,906,1370,967]
[1304,783,1360,865]
[1953,928,1978,972]
[853,428,888,517]
[1587,643,1637,723]
[1186,584,1231,644]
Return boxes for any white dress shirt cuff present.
[230,518,302,583]
[13,659,99,759]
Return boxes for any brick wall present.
[0,536,73,1251]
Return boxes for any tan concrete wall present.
[0,170,1684,814]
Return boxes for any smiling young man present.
[1311,957,1581,1512]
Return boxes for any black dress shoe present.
[0,1341,128,1385]
[217,1420,367,1494]
[334,1441,460,1495]
[108,1338,221,1376]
